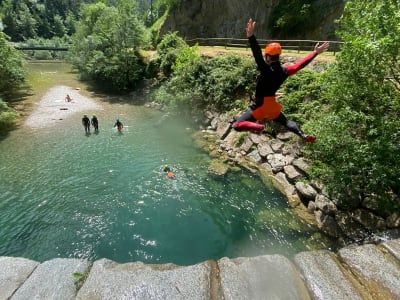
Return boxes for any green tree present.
[0,31,24,131]
[307,0,400,213]
[68,1,148,90]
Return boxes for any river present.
[0,61,334,265]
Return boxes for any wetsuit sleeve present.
[248,35,265,70]
[285,51,318,75]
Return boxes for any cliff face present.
[160,0,346,40]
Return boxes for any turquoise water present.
[0,63,333,265]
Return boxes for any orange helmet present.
[264,42,282,56]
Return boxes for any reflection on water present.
[0,62,335,265]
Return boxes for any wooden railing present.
[185,38,343,54]
[12,38,344,54]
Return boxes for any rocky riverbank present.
[184,109,400,247]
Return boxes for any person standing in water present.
[114,119,123,132]
[91,115,99,132]
[82,114,90,133]
[233,18,329,143]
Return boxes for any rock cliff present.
[160,0,346,40]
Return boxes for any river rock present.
[247,149,262,163]
[295,181,318,201]
[267,153,286,173]
[257,142,274,158]
[314,210,341,238]
[294,250,364,300]
[274,172,297,197]
[208,159,229,176]
[249,132,268,144]
[315,194,337,215]
[284,165,302,183]
[339,244,400,299]
[216,121,231,140]
[382,239,400,261]
[240,136,253,153]
[76,259,212,299]
[270,140,284,153]
[386,212,400,228]
[352,208,386,231]
[218,255,310,300]
[277,131,294,141]
[11,258,89,300]
[209,116,219,130]
[292,157,310,174]
[335,211,368,241]
[0,257,39,299]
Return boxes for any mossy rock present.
[208,159,229,176]
[256,208,312,234]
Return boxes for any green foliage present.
[0,98,18,131]
[0,31,25,94]
[152,33,257,112]
[269,0,342,38]
[279,70,327,123]
[0,0,86,42]
[236,132,249,147]
[305,0,400,212]
[154,31,188,76]
[68,1,148,90]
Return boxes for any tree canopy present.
[68,1,149,90]
[305,0,400,212]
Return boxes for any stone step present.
[1,239,400,299]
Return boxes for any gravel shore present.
[24,85,102,128]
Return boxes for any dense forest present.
[0,1,399,224]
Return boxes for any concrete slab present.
[76,258,212,299]
[382,239,400,261]
[11,258,89,300]
[339,244,400,299]
[294,250,364,300]
[218,254,310,300]
[0,256,39,299]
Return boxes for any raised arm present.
[246,19,265,69]
[286,41,330,75]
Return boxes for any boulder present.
[267,153,286,173]
[295,182,318,201]
[284,165,303,183]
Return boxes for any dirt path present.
[24,85,102,129]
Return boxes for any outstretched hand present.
[246,18,256,37]
[314,41,330,54]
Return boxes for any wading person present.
[233,18,329,143]
[91,115,99,132]
[82,114,90,133]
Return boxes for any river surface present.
[0,62,334,265]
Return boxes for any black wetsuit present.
[82,116,90,133]
[91,116,99,132]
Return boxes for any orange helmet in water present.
[264,42,282,56]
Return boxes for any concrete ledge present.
[2,239,400,299]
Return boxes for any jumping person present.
[114,119,123,132]
[233,18,330,143]
[91,115,99,132]
[82,114,90,133]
